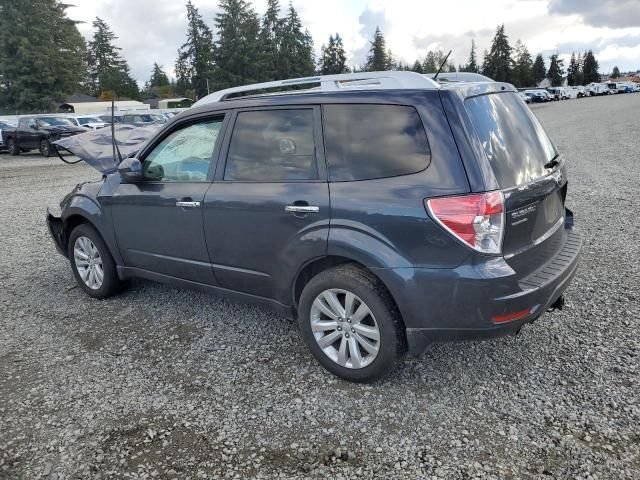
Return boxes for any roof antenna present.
[111,97,123,164]
[433,50,452,81]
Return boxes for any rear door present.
[465,91,567,274]
[203,106,330,302]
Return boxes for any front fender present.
[60,195,122,265]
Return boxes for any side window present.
[142,118,223,182]
[324,104,431,181]
[224,109,317,181]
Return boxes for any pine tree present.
[567,52,577,86]
[258,0,283,81]
[279,4,314,78]
[611,66,620,79]
[547,54,564,86]
[0,0,88,113]
[176,1,214,98]
[533,54,546,84]
[142,64,174,100]
[575,52,584,85]
[87,17,139,99]
[149,63,170,88]
[320,34,348,74]
[411,60,424,74]
[481,25,512,82]
[423,51,437,73]
[511,40,534,87]
[582,50,600,83]
[461,40,478,73]
[365,27,389,71]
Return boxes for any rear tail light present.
[426,191,505,254]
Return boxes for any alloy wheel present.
[73,236,104,290]
[310,288,381,369]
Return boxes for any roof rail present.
[192,71,440,107]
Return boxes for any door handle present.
[285,205,319,213]
[176,201,201,208]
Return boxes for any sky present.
[68,0,640,85]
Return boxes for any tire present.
[40,139,52,157]
[68,223,125,299]
[8,139,19,156]
[298,264,406,383]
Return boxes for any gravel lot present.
[1,94,639,480]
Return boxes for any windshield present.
[465,92,558,188]
[37,117,74,127]
[78,117,102,125]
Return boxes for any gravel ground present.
[1,94,639,480]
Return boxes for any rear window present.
[465,92,557,188]
[324,104,430,181]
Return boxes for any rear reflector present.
[492,308,531,324]
[426,191,505,254]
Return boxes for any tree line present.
[0,1,604,114]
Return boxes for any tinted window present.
[225,109,317,181]
[143,119,223,182]
[324,104,430,181]
[466,92,557,188]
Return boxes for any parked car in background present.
[518,92,532,103]
[1,116,86,157]
[587,83,609,96]
[568,86,587,98]
[0,120,17,152]
[523,90,547,103]
[546,88,561,101]
[99,114,124,124]
[607,81,635,94]
[67,116,108,131]
[47,72,582,382]
[121,113,166,127]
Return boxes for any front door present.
[203,107,330,302]
[110,115,226,284]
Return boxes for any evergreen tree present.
[547,54,564,86]
[176,1,214,98]
[461,39,478,73]
[0,0,88,113]
[611,66,620,79]
[423,51,437,73]
[365,27,389,71]
[567,52,578,86]
[481,24,512,82]
[258,0,283,81]
[582,50,600,83]
[575,52,584,85]
[533,54,546,83]
[411,60,424,74]
[320,34,348,74]
[279,4,314,78]
[511,40,534,87]
[149,63,170,88]
[87,17,139,99]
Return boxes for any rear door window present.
[224,109,317,181]
[323,104,430,181]
[465,92,557,188]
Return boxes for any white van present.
[587,83,609,96]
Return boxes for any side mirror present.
[28,122,38,130]
[118,157,143,183]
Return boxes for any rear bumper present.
[46,210,67,257]
[375,226,582,356]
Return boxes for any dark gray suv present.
[47,72,582,382]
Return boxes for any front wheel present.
[68,223,125,299]
[40,139,52,157]
[8,139,19,156]
[298,264,406,383]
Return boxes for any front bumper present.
[376,226,582,356]
[46,210,67,257]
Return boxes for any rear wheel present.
[68,223,125,299]
[298,264,405,383]
[40,139,52,157]
[8,139,19,156]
